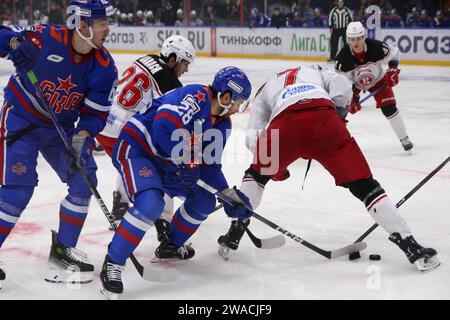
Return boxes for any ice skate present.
[389,232,440,272]
[45,230,94,283]
[100,255,124,300]
[109,191,129,230]
[154,219,170,243]
[400,136,413,152]
[217,219,249,260]
[153,240,195,262]
[0,262,5,289]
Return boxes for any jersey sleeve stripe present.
[154,112,183,129]
[80,106,108,120]
[84,97,111,112]
[7,81,51,123]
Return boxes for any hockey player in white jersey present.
[335,21,413,152]
[96,35,196,241]
[218,64,440,272]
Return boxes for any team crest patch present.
[12,162,27,175]
[139,167,153,178]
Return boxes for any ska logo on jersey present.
[194,90,206,103]
[40,75,83,113]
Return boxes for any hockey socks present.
[367,194,412,238]
[170,203,206,247]
[108,189,163,265]
[385,108,409,141]
[57,195,89,248]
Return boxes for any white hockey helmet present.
[346,21,366,39]
[160,35,196,64]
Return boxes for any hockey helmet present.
[160,35,196,64]
[346,21,366,39]
[67,0,114,28]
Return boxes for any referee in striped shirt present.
[328,0,353,61]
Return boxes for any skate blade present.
[45,264,93,284]
[218,245,230,261]
[415,256,441,273]
[100,287,120,300]
[150,256,186,263]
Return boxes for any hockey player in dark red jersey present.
[217,64,439,273]
[0,0,118,287]
[335,21,413,152]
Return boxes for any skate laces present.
[178,243,192,259]
[106,262,124,282]
[65,247,91,264]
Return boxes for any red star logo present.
[33,25,46,33]
[194,90,206,103]
[57,75,77,95]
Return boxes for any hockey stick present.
[351,155,450,250]
[358,83,387,105]
[26,71,177,282]
[197,180,367,259]
[214,204,285,249]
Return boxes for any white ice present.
[0,54,449,300]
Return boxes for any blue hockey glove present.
[220,187,253,219]
[9,32,41,74]
[164,163,200,187]
[71,133,95,168]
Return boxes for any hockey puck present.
[369,254,381,261]
[349,252,361,260]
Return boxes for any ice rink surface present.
[0,54,449,300]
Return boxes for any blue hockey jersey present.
[120,84,231,191]
[0,24,118,136]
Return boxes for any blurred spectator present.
[190,10,204,26]
[434,10,449,28]
[127,12,134,25]
[417,9,432,27]
[268,7,285,28]
[135,10,145,26]
[175,8,187,26]
[250,8,269,28]
[384,8,404,27]
[286,2,305,27]
[160,0,177,26]
[48,1,64,25]
[407,7,419,26]
[203,4,216,26]
[311,7,327,26]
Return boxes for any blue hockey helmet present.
[212,66,252,101]
[67,0,114,28]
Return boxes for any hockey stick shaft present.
[26,71,147,278]
[358,83,387,105]
[197,180,365,259]
[354,155,450,243]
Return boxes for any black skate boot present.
[389,232,440,272]
[154,240,195,262]
[217,219,250,260]
[0,263,5,289]
[93,141,106,155]
[45,230,94,283]
[109,191,129,230]
[400,136,413,152]
[100,255,125,299]
[154,219,170,242]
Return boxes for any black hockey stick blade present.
[245,228,286,249]
[329,241,367,259]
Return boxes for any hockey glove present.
[385,67,400,87]
[349,94,361,114]
[164,163,200,187]
[9,31,42,74]
[71,133,95,168]
[220,187,253,220]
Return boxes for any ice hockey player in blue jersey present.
[99,66,253,297]
[0,0,117,287]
